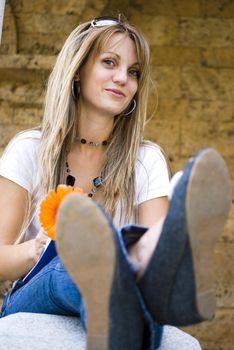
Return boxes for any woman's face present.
[78,33,140,117]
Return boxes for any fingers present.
[38,228,48,239]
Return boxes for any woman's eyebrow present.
[102,51,121,58]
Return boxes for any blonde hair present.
[39,18,151,221]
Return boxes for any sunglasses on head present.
[90,16,123,28]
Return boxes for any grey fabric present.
[0,313,201,350]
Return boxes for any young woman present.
[0,16,231,350]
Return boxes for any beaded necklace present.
[65,161,102,198]
[65,137,108,197]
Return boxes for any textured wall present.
[0,1,233,349]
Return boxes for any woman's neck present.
[77,106,114,144]
[73,116,112,158]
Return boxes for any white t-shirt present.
[0,130,170,241]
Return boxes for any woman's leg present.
[137,148,231,325]
[56,195,162,350]
[0,256,86,329]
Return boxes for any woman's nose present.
[112,68,128,84]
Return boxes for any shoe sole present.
[56,194,115,350]
[186,149,232,320]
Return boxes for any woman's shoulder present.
[9,129,41,145]
[1,129,41,165]
[137,140,168,164]
[0,129,42,192]
[4,129,41,154]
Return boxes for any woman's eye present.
[129,69,140,79]
[103,59,115,66]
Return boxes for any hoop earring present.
[124,99,136,116]
[72,80,80,100]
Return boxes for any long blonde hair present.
[39,18,151,221]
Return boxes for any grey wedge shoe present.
[55,194,115,350]
[139,148,232,326]
[55,195,163,350]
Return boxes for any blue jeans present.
[0,226,163,349]
[0,256,86,329]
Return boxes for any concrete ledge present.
[0,312,201,350]
[0,313,86,350]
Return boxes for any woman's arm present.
[138,196,168,227]
[128,196,168,278]
[0,176,47,281]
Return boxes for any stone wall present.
[0,1,233,349]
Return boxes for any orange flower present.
[39,185,85,240]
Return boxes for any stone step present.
[0,313,86,350]
[0,313,201,350]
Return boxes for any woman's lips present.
[105,89,126,97]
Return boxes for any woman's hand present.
[26,230,48,265]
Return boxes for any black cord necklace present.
[76,137,110,147]
[65,161,102,198]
